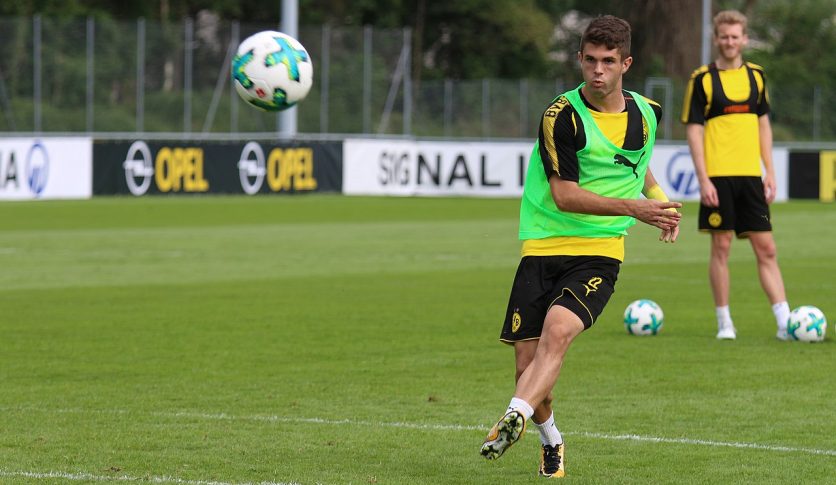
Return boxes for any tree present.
[745,0,836,140]
[545,0,703,81]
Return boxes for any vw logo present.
[123,141,154,196]
[238,141,266,195]
[25,140,49,196]
[665,151,700,198]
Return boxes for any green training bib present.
[519,84,657,239]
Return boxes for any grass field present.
[0,196,833,484]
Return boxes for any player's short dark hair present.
[580,15,631,60]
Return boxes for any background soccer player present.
[479,15,681,478]
[681,10,791,341]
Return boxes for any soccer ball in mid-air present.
[232,30,313,111]
[787,305,827,342]
[623,299,664,336]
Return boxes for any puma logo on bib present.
[613,154,639,178]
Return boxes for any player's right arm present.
[682,68,719,207]
[541,95,680,230]
[644,170,680,243]
[549,176,681,231]
[685,123,718,207]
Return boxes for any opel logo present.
[238,141,266,195]
[123,141,154,196]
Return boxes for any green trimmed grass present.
[0,196,833,484]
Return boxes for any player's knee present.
[712,237,732,257]
[542,322,578,352]
[754,240,777,262]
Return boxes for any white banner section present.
[344,138,789,201]
[0,137,92,200]
[344,139,531,197]
[650,145,789,202]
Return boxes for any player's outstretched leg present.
[480,410,526,460]
[539,443,565,478]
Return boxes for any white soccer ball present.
[231,31,313,111]
[787,305,827,342]
[623,299,664,336]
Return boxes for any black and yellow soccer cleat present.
[539,443,565,478]
[480,410,526,460]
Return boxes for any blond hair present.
[713,10,747,36]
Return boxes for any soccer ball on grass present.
[787,305,827,342]
[623,299,664,336]
[232,31,313,111]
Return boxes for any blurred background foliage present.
[0,0,833,140]
[2,0,832,85]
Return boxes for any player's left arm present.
[759,114,776,203]
[643,170,680,243]
[755,68,776,204]
[640,98,679,242]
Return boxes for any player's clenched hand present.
[763,174,777,204]
[700,179,719,207]
[632,200,682,231]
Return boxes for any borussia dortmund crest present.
[708,211,722,227]
[511,310,522,333]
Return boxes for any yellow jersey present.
[681,62,770,177]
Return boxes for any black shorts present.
[499,255,620,343]
[698,176,772,236]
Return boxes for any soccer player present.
[479,15,681,478]
[681,10,791,341]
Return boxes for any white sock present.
[506,397,534,421]
[716,305,733,328]
[772,301,790,331]
[533,412,563,446]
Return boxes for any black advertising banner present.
[93,140,342,196]
[788,151,820,200]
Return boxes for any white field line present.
[6,406,836,458]
[0,469,298,485]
